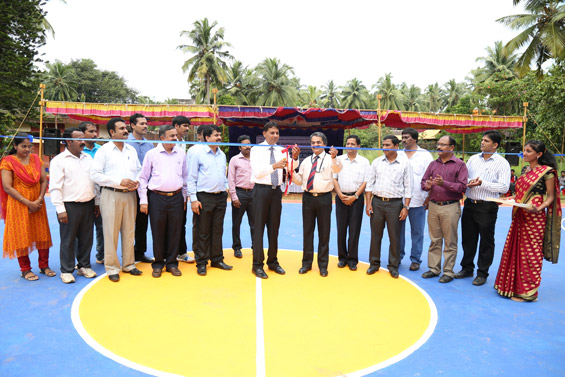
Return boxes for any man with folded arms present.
[138,125,188,278]
[365,135,412,279]
[421,135,468,283]
[91,117,143,282]
[49,127,98,284]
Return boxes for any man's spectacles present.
[437,143,452,147]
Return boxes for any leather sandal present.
[21,270,39,281]
[40,267,56,277]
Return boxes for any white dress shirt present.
[398,146,433,207]
[90,141,141,188]
[250,141,297,186]
[366,154,413,199]
[333,153,369,193]
[465,152,511,200]
[49,149,97,214]
[293,151,343,193]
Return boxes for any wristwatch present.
[354,194,359,199]
[403,205,409,210]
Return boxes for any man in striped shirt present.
[455,130,510,286]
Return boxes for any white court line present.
[256,277,266,377]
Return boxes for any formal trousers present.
[59,200,95,273]
[148,190,183,271]
[134,191,149,259]
[232,187,255,251]
[252,184,282,269]
[335,194,364,267]
[194,191,227,266]
[100,189,137,275]
[178,204,188,254]
[302,192,332,269]
[427,201,461,277]
[368,197,402,271]
[94,212,104,262]
[399,206,426,265]
[460,199,499,278]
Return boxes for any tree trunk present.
[205,76,211,104]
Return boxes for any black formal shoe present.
[127,268,143,276]
[389,269,399,279]
[268,265,285,275]
[348,264,357,271]
[136,255,154,263]
[366,266,379,275]
[455,269,474,279]
[337,261,347,268]
[252,268,268,279]
[409,263,420,271]
[421,270,439,279]
[299,266,312,274]
[166,267,182,276]
[210,261,233,270]
[320,269,328,277]
[439,274,454,283]
[472,276,487,286]
[234,249,243,258]
[108,274,120,282]
[152,269,162,278]
[197,265,207,276]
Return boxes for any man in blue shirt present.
[188,125,232,276]
[127,113,154,263]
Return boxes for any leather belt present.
[431,200,459,206]
[304,191,330,197]
[466,198,489,204]
[373,195,402,202]
[342,192,356,196]
[236,187,253,192]
[151,189,182,197]
[103,186,131,193]
[256,183,280,189]
[199,191,224,195]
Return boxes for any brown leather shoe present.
[152,269,162,278]
[166,267,182,276]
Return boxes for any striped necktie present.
[270,147,278,187]
[307,155,318,191]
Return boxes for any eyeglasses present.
[437,143,452,147]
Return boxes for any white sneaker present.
[61,273,75,284]
[177,253,195,263]
[77,267,97,278]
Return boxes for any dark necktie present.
[307,155,318,192]
[270,147,278,187]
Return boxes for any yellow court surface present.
[72,250,437,377]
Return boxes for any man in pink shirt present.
[228,135,254,258]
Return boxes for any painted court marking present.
[71,250,437,377]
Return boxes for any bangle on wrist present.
[354,194,359,199]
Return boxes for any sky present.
[40,0,525,102]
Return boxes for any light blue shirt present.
[127,133,153,164]
[83,143,101,158]
[187,145,228,201]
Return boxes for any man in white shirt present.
[398,128,433,272]
[91,117,143,282]
[333,134,369,271]
[456,130,510,286]
[365,135,412,279]
[49,127,98,284]
[293,132,342,277]
[250,122,300,279]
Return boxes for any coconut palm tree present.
[442,79,468,110]
[498,1,565,77]
[320,80,340,108]
[299,85,322,108]
[373,73,404,110]
[473,41,519,83]
[401,84,425,112]
[340,78,370,109]
[42,61,77,101]
[224,61,254,105]
[178,18,233,104]
[423,83,443,112]
[249,58,297,107]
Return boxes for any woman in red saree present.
[0,133,53,281]
[495,140,561,302]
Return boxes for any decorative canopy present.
[45,102,523,134]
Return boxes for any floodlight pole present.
[377,94,382,157]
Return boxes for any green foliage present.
[217,94,236,105]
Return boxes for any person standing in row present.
[49,128,98,284]
[228,135,255,258]
[127,113,154,263]
[250,122,299,279]
[293,132,342,277]
[91,118,143,282]
[138,125,188,278]
[421,135,468,283]
[398,128,433,272]
[188,125,232,276]
[365,135,412,279]
[332,135,369,271]
[456,130,510,286]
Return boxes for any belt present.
[342,192,356,196]
[431,200,459,206]
[256,183,280,189]
[236,187,253,192]
[304,191,330,197]
[466,198,489,204]
[373,195,402,202]
[150,189,182,197]
[103,186,131,193]
[198,191,224,195]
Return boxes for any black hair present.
[263,121,279,133]
[401,128,418,141]
[78,121,96,133]
[383,135,400,146]
[238,135,251,143]
[483,130,502,147]
[107,117,126,135]
[129,113,146,125]
[345,134,361,146]
[203,125,221,139]
[8,132,31,155]
[525,140,557,171]
[159,124,175,138]
[310,132,327,145]
[197,124,209,136]
[440,135,456,147]
[172,115,190,127]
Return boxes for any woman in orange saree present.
[0,133,53,281]
[494,140,561,302]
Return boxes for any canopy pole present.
[377,94,382,157]
[39,83,45,160]
[462,134,466,161]
[522,102,528,173]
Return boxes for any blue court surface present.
[1,200,564,377]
